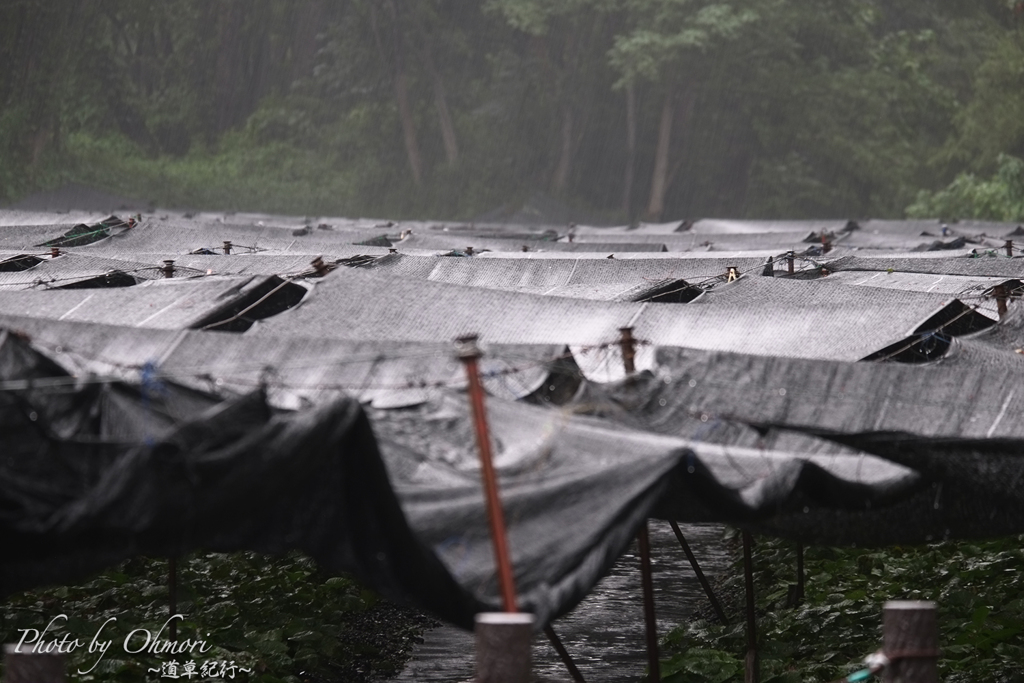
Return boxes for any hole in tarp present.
[913,299,996,337]
[862,332,952,364]
[352,235,393,248]
[630,278,703,303]
[191,277,309,332]
[337,254,381,268]
[36,215,131,248]
[0,254,44,272]
[985,279,1024,299]
[55,271,138,289]
[521,352,584,406]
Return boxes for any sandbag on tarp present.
[0,329,482,627]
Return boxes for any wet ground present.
[392,523,731,682]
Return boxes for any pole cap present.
[455,334,482,359]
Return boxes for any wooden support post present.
[787,251,795,275]
[619,327,637,375]
[669,521,729,625]
[50,247,60,258]
[223,240,232,255]
[743,531,759,683]
[882,601,938,683]
[821,233,832,254]
[638,523,660,683]
[2,645,66,683]
[995,284,1008,319]
[169,557,178,642]
[476,613,534,683]
[1006,240,1013,258]
[162,260,175,278]
[455,335,518,613]
[543,626,586,682]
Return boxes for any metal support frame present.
[669,521,729,625]
[638,523,660,682]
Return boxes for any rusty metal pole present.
[821,233,831,254]
[455,335,518,613]
[882,601,938,683]
[995,284,1008,319]
[223,240,232,255]
[743,531,759,683]
[669,521,729,625]
[787,251,795,275]
[2,645,66,683]
[162,260,175,278]
[50,247,60,258]
[1006,240,1013,258]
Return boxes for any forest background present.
[2,0,1024,223]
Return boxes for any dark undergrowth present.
[1,552,432,683]
[656,531,1024,683]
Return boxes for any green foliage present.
[907,154,1024,221]
[657,533,1024,683]
[0,553,429,683]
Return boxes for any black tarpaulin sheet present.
[7,327,1024,629]
[0,329,480,626]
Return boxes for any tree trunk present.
[551,104,573,194]
[381,0,423,186]
[290,0,326,86]
[623,82,637,221]
[421,33,458,165]
[645,93,675,221]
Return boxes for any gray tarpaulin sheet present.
[0,315,567,408]
[0,276,299,329]
[251,267,972,365]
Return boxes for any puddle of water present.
[392,523,731,682]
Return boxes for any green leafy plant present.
[1,552,430,683]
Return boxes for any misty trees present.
[608,0,757,220]
[2,0,1024,221]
